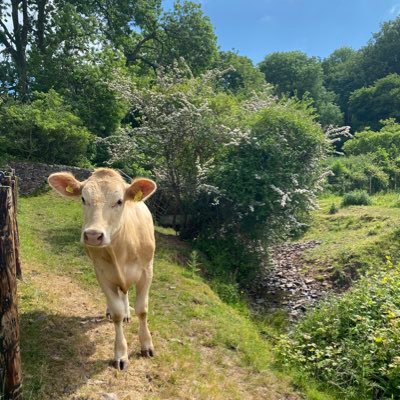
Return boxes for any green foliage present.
[196,101,327,282]
[159,1,218,75]
[344,119,400,156]
[326,154,393,195]
[0,90,93,165]
[328,203,339,215]
[349,74,400,131]
[278,257,400,399]
[259,51,324,99]
[322,47,364,122]
[360,16,400,85]
[326,120,400,194]
[258,51,342,126]
[214,51,267,96]
[341,191,372,207]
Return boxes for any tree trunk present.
[0,176,23,399]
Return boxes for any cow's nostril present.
[84,230,105,245]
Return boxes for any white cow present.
[48,168,157,370]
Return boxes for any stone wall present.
[6,162,92,196]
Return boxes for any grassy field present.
[299,192,400,287]
[16,191,333,400]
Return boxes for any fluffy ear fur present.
[48,172,83,197]
[125,178,157,202]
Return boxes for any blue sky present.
[162,0,400,63]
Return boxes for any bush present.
[277,257,400,399]
[0,90,93,165]
[342,190,372,206]
[326,154,390,195]
[328,203,339,214]
[195,101,327,282]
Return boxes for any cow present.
[48,168,157,370]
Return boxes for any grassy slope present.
[17,191,315,400]
[299,193,400,286]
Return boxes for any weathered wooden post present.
[0,169,23,400]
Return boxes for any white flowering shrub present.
[101,63,327,282]
[194,102,327,281]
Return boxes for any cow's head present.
[48,169,156,247]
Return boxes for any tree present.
[349,74,400,131]
[97,62,232,222]
[0,90,93,165]
[0,0,99,98]
[158,1,218,75]
[360,17,400,85]
[259,51,324,99]
[259,51,342,126]
[213,51,267,95]
[322,47,364,123]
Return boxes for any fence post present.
[0,170,23,400]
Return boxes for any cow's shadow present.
[20,310,112,399]
[42,223,83,254]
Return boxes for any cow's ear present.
[48,172,83,197]
[126,178,157,202]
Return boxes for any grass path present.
[18,192,304,400]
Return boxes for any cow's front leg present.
[101,283,129,370]
[135,268,154,357]
[106,292,130,322]
[123,292,131,322]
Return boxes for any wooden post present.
[0,170,23,400]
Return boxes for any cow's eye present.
[117,199,123,206]
[81,197,86,205]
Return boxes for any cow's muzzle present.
[83,229,105,246]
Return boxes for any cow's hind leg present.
[135,268,154,357]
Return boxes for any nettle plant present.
[277,256,400,399]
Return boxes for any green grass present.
[16,191,333,400]
[299,193,400,287]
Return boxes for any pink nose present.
[83,229,104,246]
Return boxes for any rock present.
[249,239,333,321]
[101,394,119,400]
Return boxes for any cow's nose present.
[84,229,104,246]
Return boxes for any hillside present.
[302,193,400,286]
[17,191,308,400]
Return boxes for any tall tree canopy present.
[259,51,342,126]
[360,17,400,86]
[349,73,400,131]
[214,51,267,96]
[322,47,363,123]
[0,0,218,99]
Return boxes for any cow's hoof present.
[141,348,154,358]
[106,311,112,321]
[112,358,129,371]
